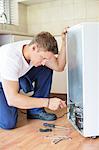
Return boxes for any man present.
[0,28,67,130]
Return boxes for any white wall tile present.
[86,1,99,18]
[74,2,86,19]
[61,4,74,21]
[27,0,99,34]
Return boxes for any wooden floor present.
[0,108,99,150]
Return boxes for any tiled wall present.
[0,0,99,35]
[0,3,28,33]
[27,0,99,35]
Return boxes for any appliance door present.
[67,26,83,108]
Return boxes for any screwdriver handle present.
[43,123,55,128]
[39,128,52,132]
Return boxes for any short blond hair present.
[29,32,58,54]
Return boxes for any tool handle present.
[43,123,55,128]
[39,128,52,132]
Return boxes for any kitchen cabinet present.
[0,34,33,46]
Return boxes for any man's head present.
[29,32,58,54]
[26,32,58,67]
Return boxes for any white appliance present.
[67,22,99,137]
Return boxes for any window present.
[0,0,18,25]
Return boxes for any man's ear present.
[30,43,38,52]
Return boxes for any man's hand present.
[47,97,66,111]
[61,27,69,40]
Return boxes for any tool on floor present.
[39,128,52,132]
[52,137,64,144]
[44,135,72,144]
[43,123,68,130]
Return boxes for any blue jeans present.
[0,66,53,129]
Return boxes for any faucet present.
[0,12,8,24]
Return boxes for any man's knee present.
[0,118,17,130]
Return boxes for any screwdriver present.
[39,128,52,132]
[43,123,67,129]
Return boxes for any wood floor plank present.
[0,108,99,150]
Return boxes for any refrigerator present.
[67,22,99,137]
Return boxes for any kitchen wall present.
[27,0,99,35]
[0,3,28,33]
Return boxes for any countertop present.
[0,29,33,37]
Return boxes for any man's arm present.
[2,79,66,110]
[45,28,67,72]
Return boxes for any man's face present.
[30,43,54,67]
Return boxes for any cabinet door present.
[51,67,67,93]
[0,35,12,45]
[0,34,33,45]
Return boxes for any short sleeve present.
[1,55,21,81]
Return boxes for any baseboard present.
[50,93,67,104]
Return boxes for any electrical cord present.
[57,112,69,119]
[19,110,27,114]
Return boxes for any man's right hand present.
[47,97,66,111]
